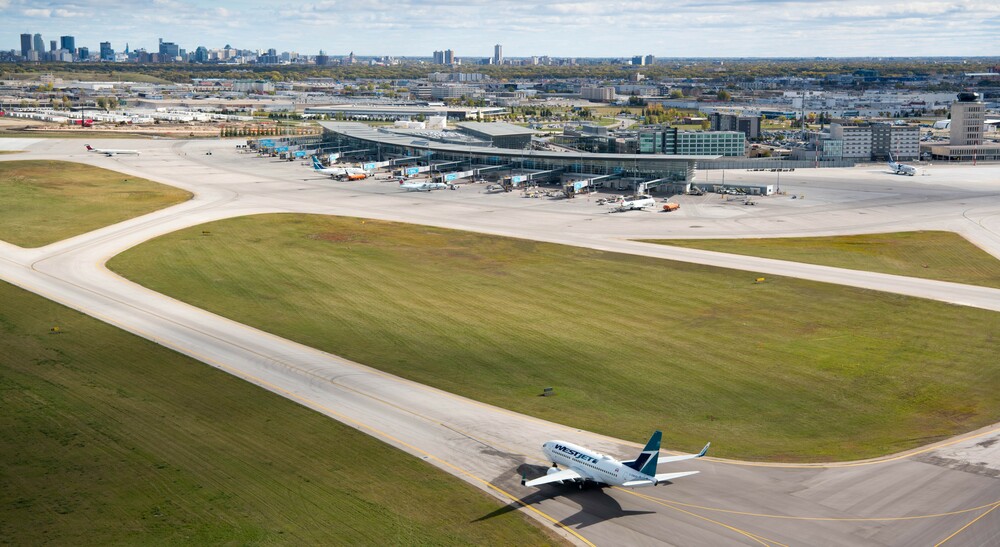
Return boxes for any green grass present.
[108,214,1000,462]
[0,160,191,247]
[0,279,554,545]
[0,150,21,154]
[643,231,1000,289]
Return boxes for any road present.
[1,137,997,545]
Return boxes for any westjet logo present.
[554,444,598,464]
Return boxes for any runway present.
[1,138,997,545]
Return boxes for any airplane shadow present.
[473,463,655,528]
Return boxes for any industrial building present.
[319,122,718,189]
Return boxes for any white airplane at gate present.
[310,155,368,178]
[399,180,449,192]
[522,430,709,489]
[85,144,140,156]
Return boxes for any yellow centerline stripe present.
[642,496,1000,522]
[620,488,788,547]
[934,501,1000,546]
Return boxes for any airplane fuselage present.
[543,441,648,486]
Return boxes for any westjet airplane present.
[310,155,367,178]
[85,144,140,156]
[887,152,917,176]
[522,431,709,489]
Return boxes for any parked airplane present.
[85,144,139,156]
[614,194,657,211]
[310,155,368,178]
[888,153,916,176]
[400,180,450,192]
[522,431,709,489]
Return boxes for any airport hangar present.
[318,122,722,192]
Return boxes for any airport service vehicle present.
[888,153,916,176]
[522,430,709,489]
[400,180,449,192]
[85,144,139,156]
[614,194,657,211]
[662,202,680,212]
[310,155,368,178]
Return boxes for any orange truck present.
[347,173,367,181]
[662,202,680,212]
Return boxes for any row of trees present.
[3,58,995,84]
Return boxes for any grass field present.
[0,160,191,247]
[0,280,554,545]
[108,214,1000,462]
[643,231,1000,289]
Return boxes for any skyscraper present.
[20,33,32,58]
[100,41,113,61]
[494,44,502,65]
[443,49,454,65]
[33,33,44,53]
[50,40,57,52]
[433,50,444,64]
[60,35,75,53]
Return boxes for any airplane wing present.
[523,468,583,487]
[657,442,710,465]
[623,471,700,488]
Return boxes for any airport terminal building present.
[319,122,717,187]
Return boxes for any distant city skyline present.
[3,0,999,58]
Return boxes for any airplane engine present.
[546,467,561,476]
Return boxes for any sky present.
[3,0,999,58]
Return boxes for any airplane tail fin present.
[311,156,323,170]
[624,430,661,476]
[85,145,93,151]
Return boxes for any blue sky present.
[3,0,999,58]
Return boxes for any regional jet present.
[85,144,140,156]
[522,430,709,489]
[613,194,657,211]
[399,180,450,192]
[888,153,916,176]
[310,155,368,178]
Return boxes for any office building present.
[632,55,644,66]
[494,44,502,65]
[158,39,180,60]
[20,33,32,58]
[640,128,746,157]
[33,34,44,53]
[433,50,444,64]
[78,47,89,60]
[580,86,616,102]
[644,55,655,66]
[60,35,75,54]
[444,49,455,65]
[709,113,761,140]
[100,41,114,61]
[830,122,919,160]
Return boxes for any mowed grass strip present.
[643,231,1000,289]
[108,214,1000,462]
[0,160,191,247]
[0,280,555,545]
